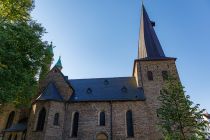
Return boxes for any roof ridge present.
[69,76,135,81]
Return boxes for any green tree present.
[0,0,34,22]
[157,77,209,140]
[0,0,53,108]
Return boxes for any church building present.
[0,4,180,140]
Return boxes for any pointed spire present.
[48,42,54,56]
[138,4,165,59]
[55,56,63,70]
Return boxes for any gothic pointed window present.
[147,71,153,81]
[53,113,59,126]
[5,111,15,129]
[126,110,134,137]
[162,71,168,80]
[21,132,26,140]
[14,135,17,140]
[99,112,105,126]
[71,112,79,137]
[36,108,46,131]
[8,134,12,140]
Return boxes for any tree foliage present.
[157,77,209,140]
[0,0,53,108]
[0,0,34,22]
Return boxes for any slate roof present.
[69,77,145,102]
[138,4,166,59]
[36,82,63,101]
[4,122,27,132]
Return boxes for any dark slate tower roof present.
[138,4,166,59]
[36,82,63,101]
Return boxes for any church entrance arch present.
[96,132,108,140]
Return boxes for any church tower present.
[133,4,180,138]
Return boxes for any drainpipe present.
[110,101,113,140]
[62,101,68,140]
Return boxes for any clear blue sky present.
[32,0,210,111]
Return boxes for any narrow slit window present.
[14,135,17,140]
[99,112,105,126]
[53,113,59,126]
[8,134,12,140]
[126,110,134,137]
[21,132,26,140]
[71,112,79,137]
[147,71,153,81]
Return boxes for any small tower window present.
[126,110,134,137]
[71,112,79,137]
[8,134,12,140]
[162,71,168,80]
[14,135,17,140]
[99,112,105,126]
[36,108,46,131]
[53,113,59,126]
[21,132,26,140]
[147,71,153,81]
[5,111,15,129]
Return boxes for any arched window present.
[147,71,153,81]
[53,113,59,126]
[5,111,15,129]
[126,110,134,137]
[8,134,12,140]
[71,112,79,137]
[36,108,46,131]
[14,135,17,140]
[99,112,105,126]
[21,132,26,140]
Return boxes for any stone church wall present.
[135,59,179,139]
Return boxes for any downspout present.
[62,101,68,140]
[110,101,113,140]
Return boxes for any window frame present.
[71,112,79,137]
[8,134,12,140]
[126,110,134,138]
[147,71,154,81]
[53,113,59,126]
[14,134,17,140]
[99,111,105,126]
[36,107,46,131]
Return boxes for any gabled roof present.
[69,77,145,102]
[36,82,63,101]
[4,120,27,132]
[138,4,166,59]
